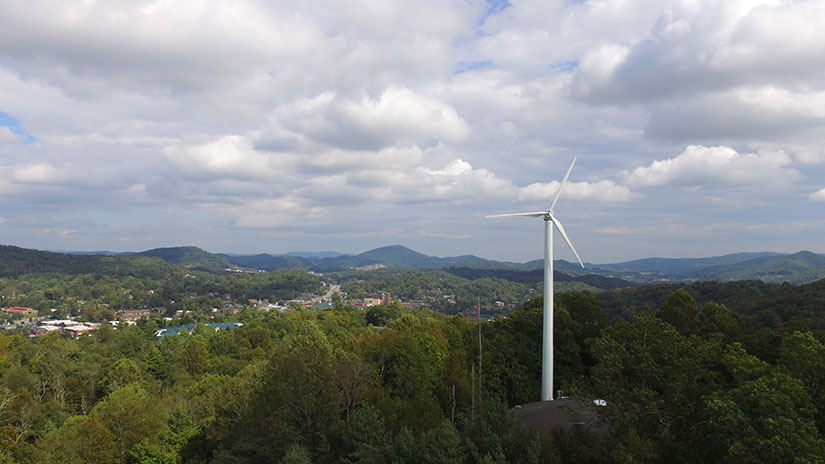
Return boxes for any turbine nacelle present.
[485,157,583,268]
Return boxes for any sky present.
[1,0,824,263]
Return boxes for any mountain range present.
[6,244,825,285]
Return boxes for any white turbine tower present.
[487,157,584,401]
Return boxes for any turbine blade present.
[549,156,577,213]
[485,212,547,218]
[550,216,584,267]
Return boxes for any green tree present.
[696,302,743,342]
[779,331,825,429]
[181,335,210,376]
[90,384,165,461]
[279,443,312,464]
[344,404,390,464]
[365,302,403,326]
[37,415,116,464]
[655,289,699,335]
[100,358,142,395]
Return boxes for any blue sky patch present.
[554,60,580,73]
[485,0,510,15]
[454,60,494,74]
[477,0,510,25]
[0,112,37,144]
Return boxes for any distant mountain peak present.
[137,246,233,272]
[362,244,416,253]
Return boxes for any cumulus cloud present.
[0,0,476,103]
[163,134,293,180]
[811,188,825,202]
[561,1,825,166]
[622,145,799,189]
[518,180,637,203]
[158,137,633,231]
[571,0,825,103]
[272,87,469,151]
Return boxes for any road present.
[321,284,340,300]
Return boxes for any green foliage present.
[365,301,402,326]
[344,403,390,463]
[459,398,541,464]
[278,444,312,464]
[704,372,825,463]
[655,289,699,335]
[126,439,178,464]
[579,287,825,463]
[91,384,165,460]
[38,415,117,464]
[599,278,825,332]
[3,265,825,464]
[100,358,142,395]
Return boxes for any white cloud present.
[467,0,663,71]
[13,163,63,183]
[0,0,317,95]
[341,87,469,143]
[811,188,825,202]
[713,1,825,83]
[163,134,292,180]
[274,87,469,151]
[623,145,799,189]
[570,0,825,103]
[411,159,513,202]
[573,44,630,97]
[518,179,637,203]
[595,227,632,235]
[0,126,19,143]
[0,0,477,108]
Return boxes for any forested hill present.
[135,246,236,273]
[444,267,634,290]
[217,253,310,271]
[595,252,782,276]
[0,245,182,279]
[593,251,825,283]
[308,245,510,271]
[689,250,825,283]
[598,277,825,330]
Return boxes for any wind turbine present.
[487,157,584,401]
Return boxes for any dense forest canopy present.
[1,282,824,463]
